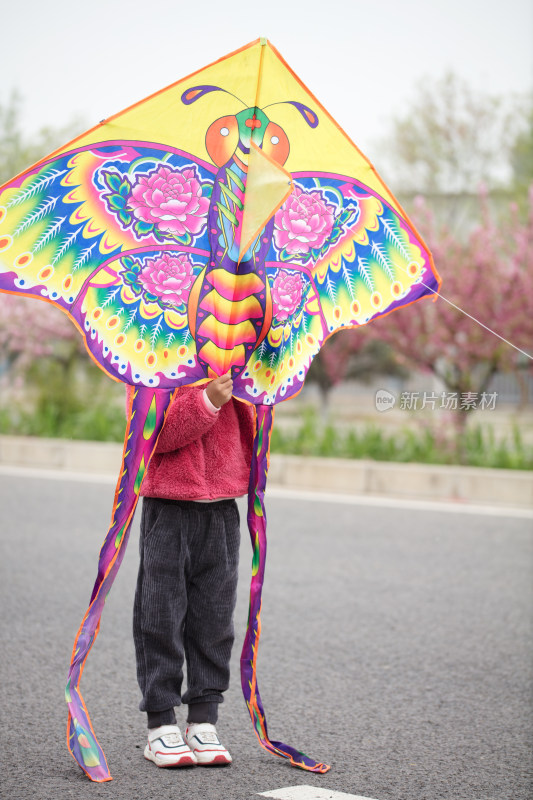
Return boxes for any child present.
[132,373,254,767]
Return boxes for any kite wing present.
[0,144,216,388]
[233,174,438,405]
[0,37,440,781]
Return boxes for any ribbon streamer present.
[241,403,330,773]
[65,387,173,781]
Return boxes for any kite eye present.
[206,115,239,166]
[262,121,289,165]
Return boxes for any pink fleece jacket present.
[139,385,254,502]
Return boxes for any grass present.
[0,402,127,442]
[1,399,531,470]
[270,410,533,470]
[0,365,127,443]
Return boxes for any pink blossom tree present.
[306,327,406,416]
[0,295,80,375]
[0,295,89,421]
[371,190,533,456]
[0,292,127,439]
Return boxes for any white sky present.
[2,0,532,163]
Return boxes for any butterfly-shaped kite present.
[0,38,440,781]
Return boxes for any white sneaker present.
[144,724,197,768]
[184,722,232,765]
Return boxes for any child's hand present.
[205,373,233,408]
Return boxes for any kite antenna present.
[182,86,319,130]
[181,85,247,108]
[261,100,319,128]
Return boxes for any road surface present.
[0,468,531,800]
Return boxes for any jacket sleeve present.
[154,387,218,454]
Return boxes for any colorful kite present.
[0,39,440,780]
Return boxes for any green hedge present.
[270,411,533,470]
[1,402,531,470]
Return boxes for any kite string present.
[396,263,533,363]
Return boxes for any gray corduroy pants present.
[133,497,240,727]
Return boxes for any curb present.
[267,455,533,509]
[0,435,531,509]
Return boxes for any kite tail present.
[241,404,330,774]
[65,386,174,782]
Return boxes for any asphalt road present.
[0,470,532,800]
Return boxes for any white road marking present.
[0,464,117,485]
[1,464,532,519]
[268,485,533,519]
[258,787,379,800]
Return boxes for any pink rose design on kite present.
[139,252,195,307]
[274,186,335,257]
[129,165,209,237]
[271,270,305,321]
